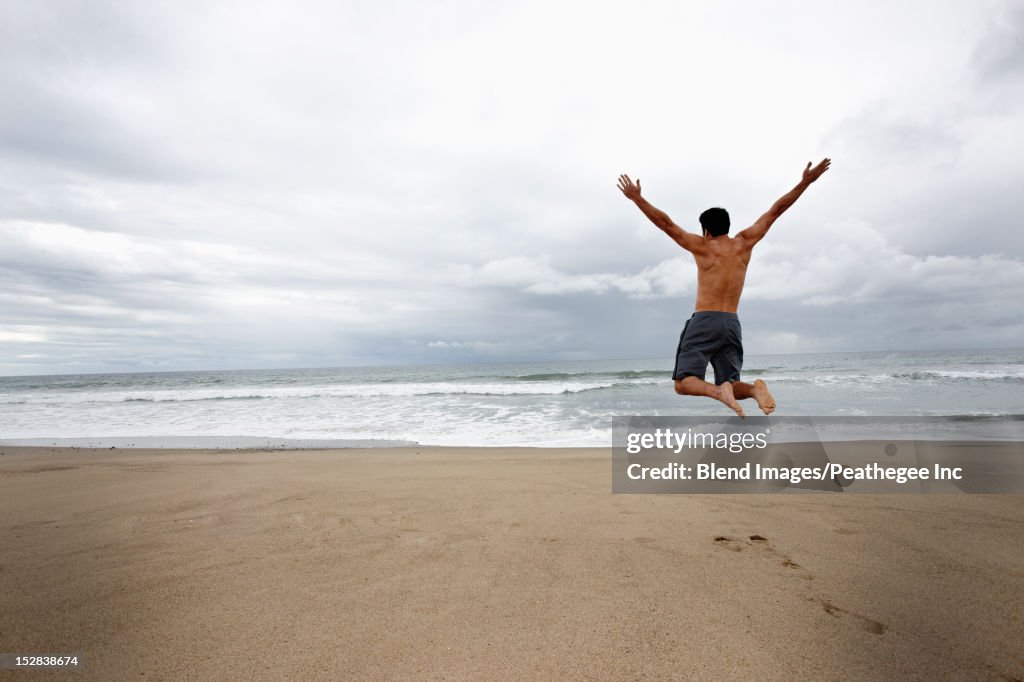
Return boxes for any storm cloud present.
[1,0,1022,375]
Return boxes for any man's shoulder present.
[727,234,756,252]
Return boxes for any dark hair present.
[699,207,730,237]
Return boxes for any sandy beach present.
[1,445,1022,680]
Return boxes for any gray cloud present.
[1,0,1022,375]
[819,1,1024,259]
[971,2,1024,85]
[822,112,962,169]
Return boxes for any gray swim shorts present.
[672,311,743,384]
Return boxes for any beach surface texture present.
[2,446,1023,680]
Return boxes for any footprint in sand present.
[714,535,887,635]
[713,535,744,552]
[713,535,809,575]
[816,598,888,635]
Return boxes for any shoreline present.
[3,432,1024,450]
[5,352,1024,452]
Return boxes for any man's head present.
[699,207,730,237]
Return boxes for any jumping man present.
[617,159,831,416]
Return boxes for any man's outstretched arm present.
[617,174,703,252]
[738,158,831,246]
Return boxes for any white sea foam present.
[2,352,1023,445]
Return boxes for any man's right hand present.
[802,158,831,184]
[617,174,642,201]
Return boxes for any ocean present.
[1,348,1023,448]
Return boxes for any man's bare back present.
[617,159,831,416]
[690,235,751,313]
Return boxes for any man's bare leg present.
[732,379,776,415]
[675,376,745,417]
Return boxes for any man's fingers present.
[617,173,641,194]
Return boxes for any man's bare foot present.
[752,379,776,415]
[717,381,745,417]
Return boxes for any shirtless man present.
[617,159,831,416]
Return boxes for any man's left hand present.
[617,174,642,201]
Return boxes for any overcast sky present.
[1,0,1023,375]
